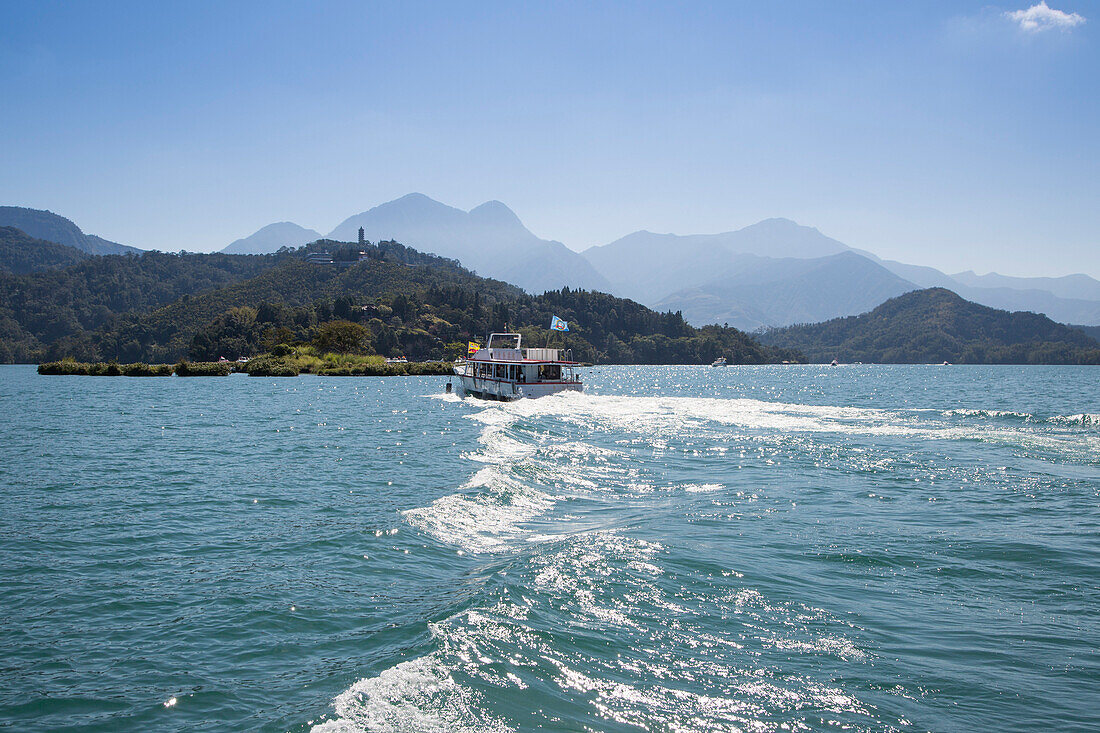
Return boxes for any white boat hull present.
[457,374,582,401]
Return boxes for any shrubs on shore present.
[314,361,451,376]
[38,360,173,376]
[243,356,300,377]
[123,363,175,377]
[243,346,450,376]
[173,361,234,376]
[38,359,235,377]
[38,350,450,377]
[243,349,451,376]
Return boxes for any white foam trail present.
[424,530,876,731]
[682,482,724,493]
[310,654,512,733]
[1048,412,1100,427]
[403,466,553,553]
[491,392,1100,455]
[403,398,634,553]
[321,390,1071,731]
[409,391,1097,555]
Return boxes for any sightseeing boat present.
[454,332,583,400]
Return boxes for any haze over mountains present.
[218,195,1100,327]
[4,198,1099,328]
[852,250,1100,326]
[652,251,918,331]
[0,207,137,256]
[759,288,1100,365]
[584,218,851,303]
[222,222,322,255]
[325,194,612,295]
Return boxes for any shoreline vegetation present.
[1,235,796,366]
[37,348,453,377]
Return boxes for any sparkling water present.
[1,364,1097,732]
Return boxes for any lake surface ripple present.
[1,364,1097,732]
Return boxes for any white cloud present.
[1005,2,1086,32]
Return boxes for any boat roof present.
[469,356,580,365]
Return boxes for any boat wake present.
[314,389,1094,732]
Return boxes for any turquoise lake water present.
[1,364,1097,732]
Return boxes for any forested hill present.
[759,288,1100,364]
[0,251,281,362]
[0,237,797,365]
[0,227,90,274]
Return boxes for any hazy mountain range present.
[4,199,1099,327]
[652,251,918,330]
[852,250,1100,327]
[222,222,322,255]
[325,194,612,295]
[219,195,1100,327]
[583,218,851,303]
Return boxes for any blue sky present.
[0,1,1096,277]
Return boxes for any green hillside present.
[759,288,1100,364]
[0,227,90,274]
[0,251,280,362]
[0,238,796,365]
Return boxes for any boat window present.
[488,334,521,350]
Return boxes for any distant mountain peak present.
[378,192,456,211]
[739,217,826,236]
[470,199,513,214]
[753,217,803,227]
[325,194,612,293]
[468,200,524,227]
[221,221,321,255]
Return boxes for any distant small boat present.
[385,356,408,364]
[941,361,951,366]
[711,357,727,367]
[830,359,839,367]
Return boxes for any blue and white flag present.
[550,315,569,332]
